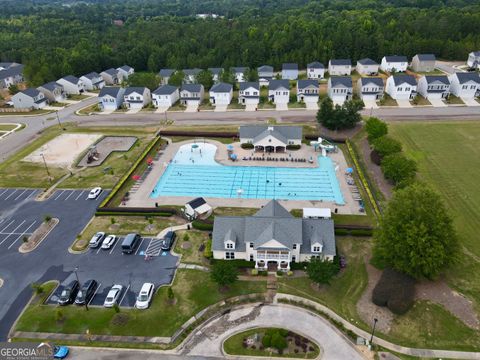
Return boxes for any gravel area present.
[77,136,137,167]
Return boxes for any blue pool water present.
[151,143,344,204]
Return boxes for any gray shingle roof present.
[39,81,62,92]
[60,75,80,84]
[392,75,417,86]
[153,85,177,95]
[208,67,223,75]
[181,83,203,92]
[330,76,352,88]
[424,75,449,85]
[82,72,100,80]
[258,65,274,73]
[102,68,118,76]
[282,63,298,70]
[357,58,378,66]
[360,77,384,87]
[22,88,41,98]
[124,87,147,96]
[416,54,436,61]
[308,61,324,69]
[297,79,319,90]
[210,82,232,93]
[99,86,122,97]
[239,125,302,141]
[254,200,293,218]
[454,72,480,84]
[159,69,175,77]
[330,59,352,66]
[0,63,23,80]
[239,82,259,91]
[118,65,133,72]
[183,68,202,76]
[0,62,18,69]
[269,79,290,90]
[232,67,248,73]
[384,55,408,63]
[472,51,480,57]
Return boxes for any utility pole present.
[74,266,88,311]
[370,318,378,344]
[40,153,52,183]
[55,111,62,129]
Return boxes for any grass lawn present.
[170,136,234,144]
[68,94,90,101]
[445,95,464,105]
[77,103,99,114]
[198,99,214,110]
[378,94,398,106]
[174,230,210,266]
[288,102,306,109]
[0,109,50,116]
[49,102,69,107]
[258,102,275,109]
[411,96,431,106]
[168,103,186,111]
[15,269,266,337]
[0,124,18,131]
[214,207,258,217]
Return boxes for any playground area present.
[77,136,138,167]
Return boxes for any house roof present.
[470,51,480,57]
[269,79,290,90]
[297,79,319,90]
[82,72,101,80]
[330,59,352,66]
[210,82,233,93]
[424,75,449,85]
[118,65,133,72]
[186,197,207,209]
[124,87,147,96]
[159,69,175,77]
[360,77,384,87]
[258,65,274,72]
[21,88,41,98]
[102,68,118,76]
[153,85,177,95]
[254,200,294,218]
[454,72,480,84]
[208,67,223,75]
[239,125,302,141]
[39,81,62,92]
[392,75,417,86]
[357,58,378,66]
[60,75,80,84]
[282,63,298,71]
[99,86,122,97]
[239,82,260,91]
[329,76,352,87]
[0,64,23,80]
[308,61,324,69]
[183,68,202,76]
[181,83,203,92]
[231,67,248,73]
[0,62,19,69]
[415,54,436,61]
[383,55,408,63]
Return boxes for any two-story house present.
[282,63,298,80]
[183,68,202,84]
[449,72,480,99]
[208,68,223,83]
[307,62,325,79]
[297,80,319,103]
[209,82,233,105]
[0,63,24,89]
[152,85,179,108]
[268,79,290,105]
[212,200,336,271]
[411,54,436,72]
[80,72,105,91]
[385,75,417,100]
[116,65,134,81]
[180,84,205,106]
[380,55,408,73]
[258,65,274,86]
[159,69,175,85]
[467,51,480,70]
[328,59,352,76]
[327,76,353,105]
[100,68,120,85]
[357,77,384,101]
[417,75,450,100]
[356,58,379,76]
[56,75,85,95]
[12,88,47,109]
[232,67,248,82]
[123,87,152,109]
[98,87,125,111]
[238,82,260,107]
[37,82,66,103]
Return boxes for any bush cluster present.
[241,143,254,149]
[372,267,415,314]
[192,219,214,231]
[286,144,301,150]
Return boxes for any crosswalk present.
[145,238,164,257]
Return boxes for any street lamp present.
[55,111,62,129]
[74,266,88,311]
[40,153,52,183]
[370,317,378,344]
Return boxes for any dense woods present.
[0,0,479,85]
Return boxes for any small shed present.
[302,208,332,219]
[184,197,212,220]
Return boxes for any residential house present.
[268,79,290,104]
[328,59,352,76]
[411,54,436,72]
[80,72,105,91]
[231,67,248,82]
[56,75,85,95]
[385,75,417,100]
[183,68,202,84]
[159,69,175,85]
[239,125,302,152]
[356,58,379,76]
[307,62,325,79]
[297,80,319,103]
[417,75,450,100]
[116,65,134,81]
[380,55,408,73]
[12,88,47,109]
[282,63,298,80]
[357,77,384,101]
[467,51,480,70]
[238,82,260,106]
[180,84,205,106]
[209,82,233,105]
[152,85,179,108]
[449,72,480,99]
[123,87,152,109]
[98,87,125,111]
[327,77,353,105]
[100,68,120,85]
[212,200,336,270]
[37,82,66,103]
[258,65,274,86]
[208,68,223,83]
[0,63,24,89]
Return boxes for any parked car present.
[101,235,117,250]
[89,232,106,248]
[135,283,155,309]
[161,231,176,251]
[57,280,79,306]
[53,345,69,359]
[74,279,98,305]
[103,284,123,307]
[88,187,102,199]
[121,233,141,254]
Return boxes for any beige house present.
[411,54,436,72]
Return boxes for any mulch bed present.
[19,218,59,253]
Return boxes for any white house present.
[159,69,175,85]
[37,81,66,103]
[258,65,274,86]
[238,82,260,106]
[12,88,47,109]
[80,72,105,91]
[357,77,384,101]
[56,75,85,95]
[448,72,480,99]
[282,63,298,80]
[239,125,302,152]
[180,84,205,106]
[327,76,353,105]
[467,51,480,70]
[307,62,325,79]
[232,67,248,82]
[328,59,352,76]
[209,82,233,105]
[356,58,379,76]
[380,55,408,73]
[268,79,290,104]
[385,75,417,100]
[212,200,336,270]
[0,63,24,89]
[183,197,212,220]
[100,68,120,85]
[116,65,134,81]
[152,85,179,108]
[417,75,450,100]
[123,87,152,109]
[208,68,223,83]
[411,54,436,72]
[297,80,319,103]
[183,68,202,84]
[98,87,125,111]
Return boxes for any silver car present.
[89,232,106,248]
[101,235,117,250]
[103,284,123,307]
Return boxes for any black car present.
[74,279,98,305]
[57,280,80,306]
[161,231,176,251]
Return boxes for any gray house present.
[98,86,125,111]
[80,72,105,91]
[100,68,120,85]
[208,68,223,82]
[12,88,47,109]
[258,65,274,86]
[417,75,450,100]
[159,69,175,85]
[307,62,325,79]
[212,200,336,271]
[37,81,66,103]
[117,65,134,81]
[183,68,202,84]
[297,79,319,103]
[231,67,248,82]
[356,58,379,76]
[328,59,352,76]
[268,79,290,104]
[180,83,205,105]
[411,54,436,72]
[282,63,298,80]
[0,63,24,89]
[357,77,384,101]
[238,82,260,106]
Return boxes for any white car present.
[89,232,106,248]
[101,235,117,250]
[135,283,154,309]
[88,187,102,199]
[103,284,123,307]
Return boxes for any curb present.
[18,218,59,253]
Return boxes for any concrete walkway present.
[462,98,480,106]
[156,223,191,238]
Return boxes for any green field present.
[390,121,480,311]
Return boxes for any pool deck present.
[125,139,364,215]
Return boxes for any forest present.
[0,0,479,86]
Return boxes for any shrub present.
[334,228,349,236]
[372,267,415,314]
[370,149,382,166]
[241,143,254,149]
[271,332,287,352]
[349,229,373,237]
[55,308,64,322]
[211,259,255,268]
[372,136,402,158]
[44,214,52,223]
[192,220,214,231]
[210,261,238,287]
[251,269,258,276]
[306,258,339,285]
[262,334,272,347]
[110,217,116,225]
[203,239,213,259]
[276,270,284,276]
[167,287,174,300]
[381,153,417,187]
[113,303,120,313]
[183,233,190,242]
[286,144,301,150]
[279,329,289,337]
[31,283,44,295]
[365,117,388,143]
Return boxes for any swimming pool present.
[151,143,345,204]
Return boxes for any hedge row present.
[159,130,237,138]
[241,143,254,149]
[95,211,173,217]
[334,228,373,236]
[210,258,256,268]
[192,220,214,231]
[304,134,346,143]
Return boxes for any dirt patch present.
[19,218,59,253]
[77,136,137,167]
[144,224,156,232]
[108,223,120,231]
[181,242,192,250]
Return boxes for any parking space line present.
[109,237,120,254]
[14,189,27,200]
[119,284,130,306]
[25,190,37,200]
[4,190,17,200]
[0,189,9,197]
[134,238,145,255]
[0,220,26,245]
[54,190,66,200]
[96,245,103,254]
[8,220,37,249]
[64,191,75,201]
[0,220,15,233]
[88,283,102,306]
[74,191,85,200]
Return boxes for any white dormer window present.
[225,239,235,250]
[311,243,323,253]
[226,243,233,249]
[249,242,254,248]
[293,244,297,250]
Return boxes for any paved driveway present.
[245,103,257,111]
[363,99,379,109]
[275,103,288,111]
[397,99,413,108]
[429,98,447,107]
[462,98,480,106]
[185,103,199,112]
[305,101,319,110]
[214,105,228,112]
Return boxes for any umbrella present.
[132,174,141,181]
[230,153,237,160]
[146,157,153,164]
[191,144,199,149]
[346,167,354,174]
[227,145,234,150]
